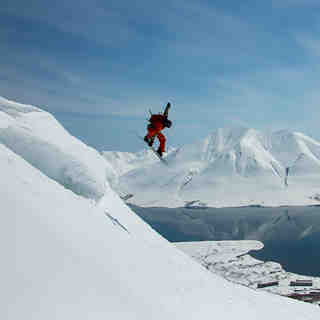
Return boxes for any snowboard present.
[137,135,168,165]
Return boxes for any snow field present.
[1,95,320,319]
[0,96,117,200]
[110,127,320,207]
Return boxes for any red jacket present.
[149,114,166,130]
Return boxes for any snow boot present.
[156,147,163,158]
[144,135,155,147]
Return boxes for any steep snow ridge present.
[178,128,282,178]
[206,127,247,154]
[294,134,320,167]
[198,127,247,162]
[271,130,320,174]
[271,130,301,166]
[2,129,320,319]
[0,96,42,116]
[237,129,282,177]
[295,131,320,146]
[0,96,116,199]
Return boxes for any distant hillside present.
[109,127,320,207]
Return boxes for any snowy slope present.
[1,116,320,319]
[102,149,158,176]
[270,130,320,174]
[117,127,320,207]
[0,96,116,200]
[2,95,320,319]
[102,146,177,177]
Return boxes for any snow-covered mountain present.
[102,146,176,176]
[0,96,117,199]
[113,127,320,207]
[3,95,320,319]
[102,149,159,176]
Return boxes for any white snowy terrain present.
[102,149,159,176]
[176,241,320,297]
[112,127,320,207]
[0,96,117,200]
[102,146,176,177]
[2,95,320,319]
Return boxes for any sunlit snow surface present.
[0,96,117,200]
[1,95,320,319]
[109,127,320,207]
[102,149,159,176]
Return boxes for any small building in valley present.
[257,281,279,289]
[290,280,313,287]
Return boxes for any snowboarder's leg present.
[144,135,155,146]
[157,132,166,157]
[144,125,157,146]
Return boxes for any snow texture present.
[0,96,117,200]
[1,95,320,319]
[102,149,159,176]
[111,127,320,207]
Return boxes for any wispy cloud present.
[271,0,320,8]
[2,0,320,150]
[1,0,141,48]
[295,33,320,57]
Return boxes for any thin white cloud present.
[271,0,320,8]
[0,0,270,56]
[2,0,320,141]
[295,33,320,57]
[0,0,143,48]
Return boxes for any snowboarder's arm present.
[163,102,171,118]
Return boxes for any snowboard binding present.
[144,135,155,147]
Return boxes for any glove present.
[164,119,172,128]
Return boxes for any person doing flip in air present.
[144,102,172,157]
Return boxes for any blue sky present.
[1,0,320,151]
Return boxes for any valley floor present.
[176,241,320,305]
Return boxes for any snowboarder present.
[144,102,172,157]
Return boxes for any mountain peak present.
[113,127,320,207]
